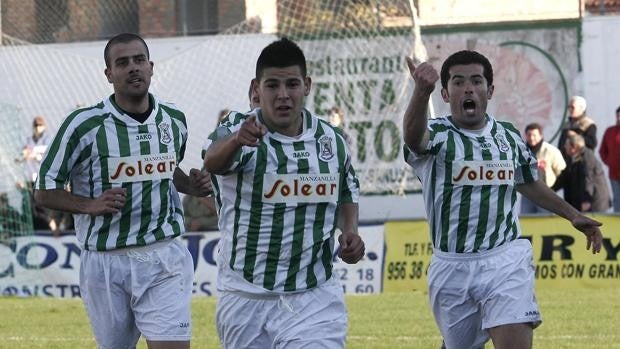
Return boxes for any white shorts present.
[428,239,542,349]
[216,276,348,349]
[79,238,194,349]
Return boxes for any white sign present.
[0,226,385,297]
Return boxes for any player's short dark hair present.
[255,37,307,79]
[440,50,493,89]
[525,122,543,134]
[104,33,150,68]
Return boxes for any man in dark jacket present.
[553,132,610,212]
[558,95,597,161]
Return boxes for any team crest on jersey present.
[318,135,334,161]
[494,132,510,152]
[158,122,172,144]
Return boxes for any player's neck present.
[114,93,150,114]
[264,112,303,137]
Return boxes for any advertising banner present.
[383,216,620,292]
[0,225,385,298]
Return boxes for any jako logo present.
[451,160,514,186]
[293,151,310,159]
[262,173,339,203]
[108,153,176,183]
[135,133,152,141]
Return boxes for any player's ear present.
[487,84,494,100]
[304,76,312,96]
[252,78,260,95]
[441,88,449,102]
[104,67,112,83]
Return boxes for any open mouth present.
[128,76,143,85]
[463,99,476,113]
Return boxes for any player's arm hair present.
[339,202,359,235]
[517,180,580,222]
[204,133,242,175]
[33,189,94,214]
[403,88,431,153]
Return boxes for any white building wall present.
[582,15,620,134]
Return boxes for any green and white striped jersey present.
[35,94,187,251]
[404,115,538,253]
[205,108,359,294]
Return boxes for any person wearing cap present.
[18,115,52,185]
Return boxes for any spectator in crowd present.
[18,116,52,185]
[15,115,71,234]
[599,106,620,212]
[182,195,218,231]
[328,106,352,146]
[553,132,611,212]
[520,123,566,214]
[558,95,597,161]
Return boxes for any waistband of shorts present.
[432,238,529,261]
[85,238,178,255]
[219,276,338,300]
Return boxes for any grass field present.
[0,288,618,349]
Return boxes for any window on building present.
[35,0,69,43]
[99,0,139,39]
[177,0,219,35]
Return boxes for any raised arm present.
[204,115,267,175]
[403,58,438,153]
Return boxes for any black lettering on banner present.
[357,268,374,281]
[602,238,620,261]
[560,263,584,279]
[335,268,348,281]
[1,284,81,297]
[408,261,423,279]
[535,264,557,279]
[355,284,374,293]
[386,261,426,280]
[386,261,406,280]
[588,263,620,279]
[539,235,574,261]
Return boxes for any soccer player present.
[34,33,211,349]
[203,37,365,348]
[402,50,603,349]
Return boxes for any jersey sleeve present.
[403,119,446,178]
[34,113,87,190]
[203,111,250,174]
[501,121,539,185]
[177,118,188,164]
[338,132,360,204]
